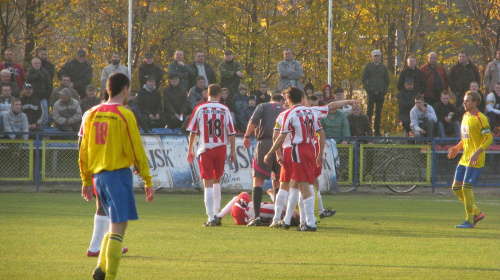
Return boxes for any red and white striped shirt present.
[310,105,329,120]
[186,101,235,156]
[275,110,292,148]
[280,105,322,144]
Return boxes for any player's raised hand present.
[82,186,93,202]
[187,150,195,164]
[145,186,155,202]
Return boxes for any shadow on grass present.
[319,225,499,240]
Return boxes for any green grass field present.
[1,192,499,280]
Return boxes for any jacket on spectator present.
[410,104,437,131]
[41,59,55,81]
[79,96,101,114]
[397,67,426,94]
[362,62,389,95]
[137,85,163,117]
[449,61,480,98]
[57,58,93,97]
[0,82,20,98]
[320,110,351,142]
[52,98,82,125]
[189,62,217,88]
[2,108,28,139]
[101,64,130,90]
[251,90,271,105]
[486,92,500,115]
[188,86,206,112]
[420,63,449,100]
[20,95,42,125]
[26,68,53,100]
[138,62,164,87]
[397,89,419,120]
[484,59,500,93]
[168,61,195,91]
[0,96,11,113]
[433,101,460,123]
[347,114,372,137]
[218,59,242,96]
[163,84,189,117]
[0,62,26,90]
[277,59,303,91]
[50,85,80,107]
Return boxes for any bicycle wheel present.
[383,157,421,193]
[336,184,357,193]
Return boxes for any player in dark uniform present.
[243,94,285,226]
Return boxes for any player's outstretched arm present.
[145,186,155,202]
[327,100,362,110]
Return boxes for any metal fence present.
[1,132,500,191]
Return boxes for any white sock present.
[88,214,109,252]
[273,189,288,222]
[303,196,316,227]
[298,192,306,225]
[204,188,215,221]
[284,188,299,225]
[218,196,238,218]
[213,183,221,214]
[317,189,324,214]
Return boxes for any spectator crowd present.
[1,46,499,141]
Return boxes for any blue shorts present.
[453,164,483,186]
[94,168,138,223]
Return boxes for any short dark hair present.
[465,91,481,103]
[414,95,424,102]
[106,73,130,98]
[272,94,284,103]
[284,86,305,104]
[306,94,318,101]
[469,81,479,86]
[458,50,468,56]
[208,84,222,97]
[112,51,120,57]
[38,47,48,52]
[60,74,70,80]
[440,90,450,97]
[196,76,205,82]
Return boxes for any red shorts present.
[291,143,316,184]
[279,147,293,183]
[198,145,226,180]
[314,141,322,178]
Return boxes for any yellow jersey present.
[79,103,152,187]
[459,111,492,168]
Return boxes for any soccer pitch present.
[1,192,499,279]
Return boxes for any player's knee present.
[451,181,462,190]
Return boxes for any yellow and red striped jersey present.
[79,103,152,187]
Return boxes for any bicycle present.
[337,134,425,193]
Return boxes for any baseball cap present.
[145,52,153,58]
[404,77,414,84]
[371,50,382,56]
[224,50,233,55]
[59,88,72,96]
[76,49,86,57]
[24,83,33,89]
